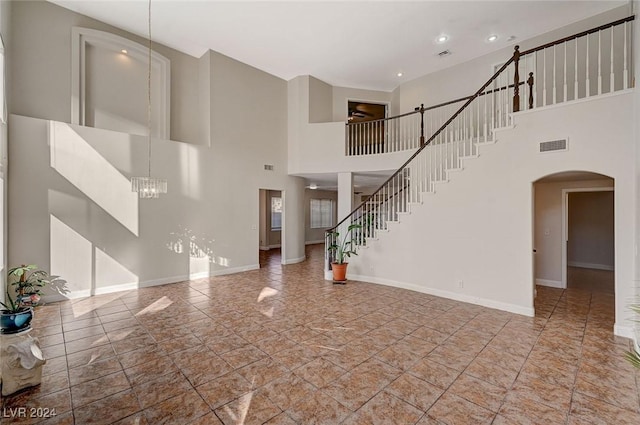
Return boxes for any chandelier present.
[132,0,167,199]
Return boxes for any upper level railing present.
[328,15,635,269]
[345,15,634,157]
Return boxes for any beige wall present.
[304,189,338,243]
[308,76,333,123]
[0,0,10,301]
[534,178,614,285]
[568,191,614,270]
[7,1,307,298]
[8,0,204,145]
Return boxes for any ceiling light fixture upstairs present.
[436,35,448,44]
[131,0,167,199]
[121,49,128,54]
[309,184,317,190]
[397,72,403,77]
[487,34,499,42]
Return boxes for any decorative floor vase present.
[0,308,33,335]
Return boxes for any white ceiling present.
[49,0,625,92]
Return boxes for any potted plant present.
[0,290,33,334]
[327,223,362,283]
[8,265,59,307]
[625,302,640,369]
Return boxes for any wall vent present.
[437,49,452,58]
[539,139,568,153]
[264,164,274,171]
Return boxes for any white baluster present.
[552,45,557,104]
[624,22,628,90]
[574,38,579,100]
[598,30,602,95]
[586,34,590,97]
[610,25,614,93]
[563,42,567,102]
[543,48,547,106]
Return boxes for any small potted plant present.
[625,303,640,369]
[327,223,362,283]
[0,290,33,334]
[8,265,59,307]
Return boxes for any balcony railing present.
[345,16,634,157]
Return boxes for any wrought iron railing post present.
[527,72,534,109]
[513,45,521,112]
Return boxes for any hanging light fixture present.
[132,0,167,199]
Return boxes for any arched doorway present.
[532,171,615,323]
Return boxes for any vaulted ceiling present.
[49,1,626,91]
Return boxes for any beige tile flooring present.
[1,245,639,424]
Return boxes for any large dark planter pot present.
[0,307,33,334]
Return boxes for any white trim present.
[349,274,534,317]
[41,265,260,302]
[71,27,170,139]
[614,323,635,339]
[259,244,281,251]
[282,256,306,265]
[535,278,563,288]
[514,89,633,116]
[561,186,614,288]
[567,261,614,271]
[305,240,325,245]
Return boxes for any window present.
[310,199,334,228]
[271,197,282,230]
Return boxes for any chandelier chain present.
[147,0,152,178]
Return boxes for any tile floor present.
[1,245,639,424]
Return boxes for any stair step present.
[447,167,464,173]
[460,154,479,160]
[476,139,496,146]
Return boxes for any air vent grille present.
[539,139,568,153]
[437,49,451,57]
[264,164,274,171]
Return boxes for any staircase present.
[325,16,634,278]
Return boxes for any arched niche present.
[71,27,170,139]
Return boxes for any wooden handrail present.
[328,50,518,233]
[330,15,635,235]
[520,15,634,56]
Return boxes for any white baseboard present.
[282,256,305,265]
[614,323,635,339]
[260,244,281,251]
[568,261,614,271]
[535,278,563,288]
[41,264,261,303]
[348,273,534,317]
[305,240,325,245]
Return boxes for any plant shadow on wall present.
[166,225,227,275]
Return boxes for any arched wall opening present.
[532,170,616,327]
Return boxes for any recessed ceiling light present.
[309,184,317,190]
[121,49,128,54]
[397,72,403,77]
[436,35,448,44]
[487,35,499,42]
